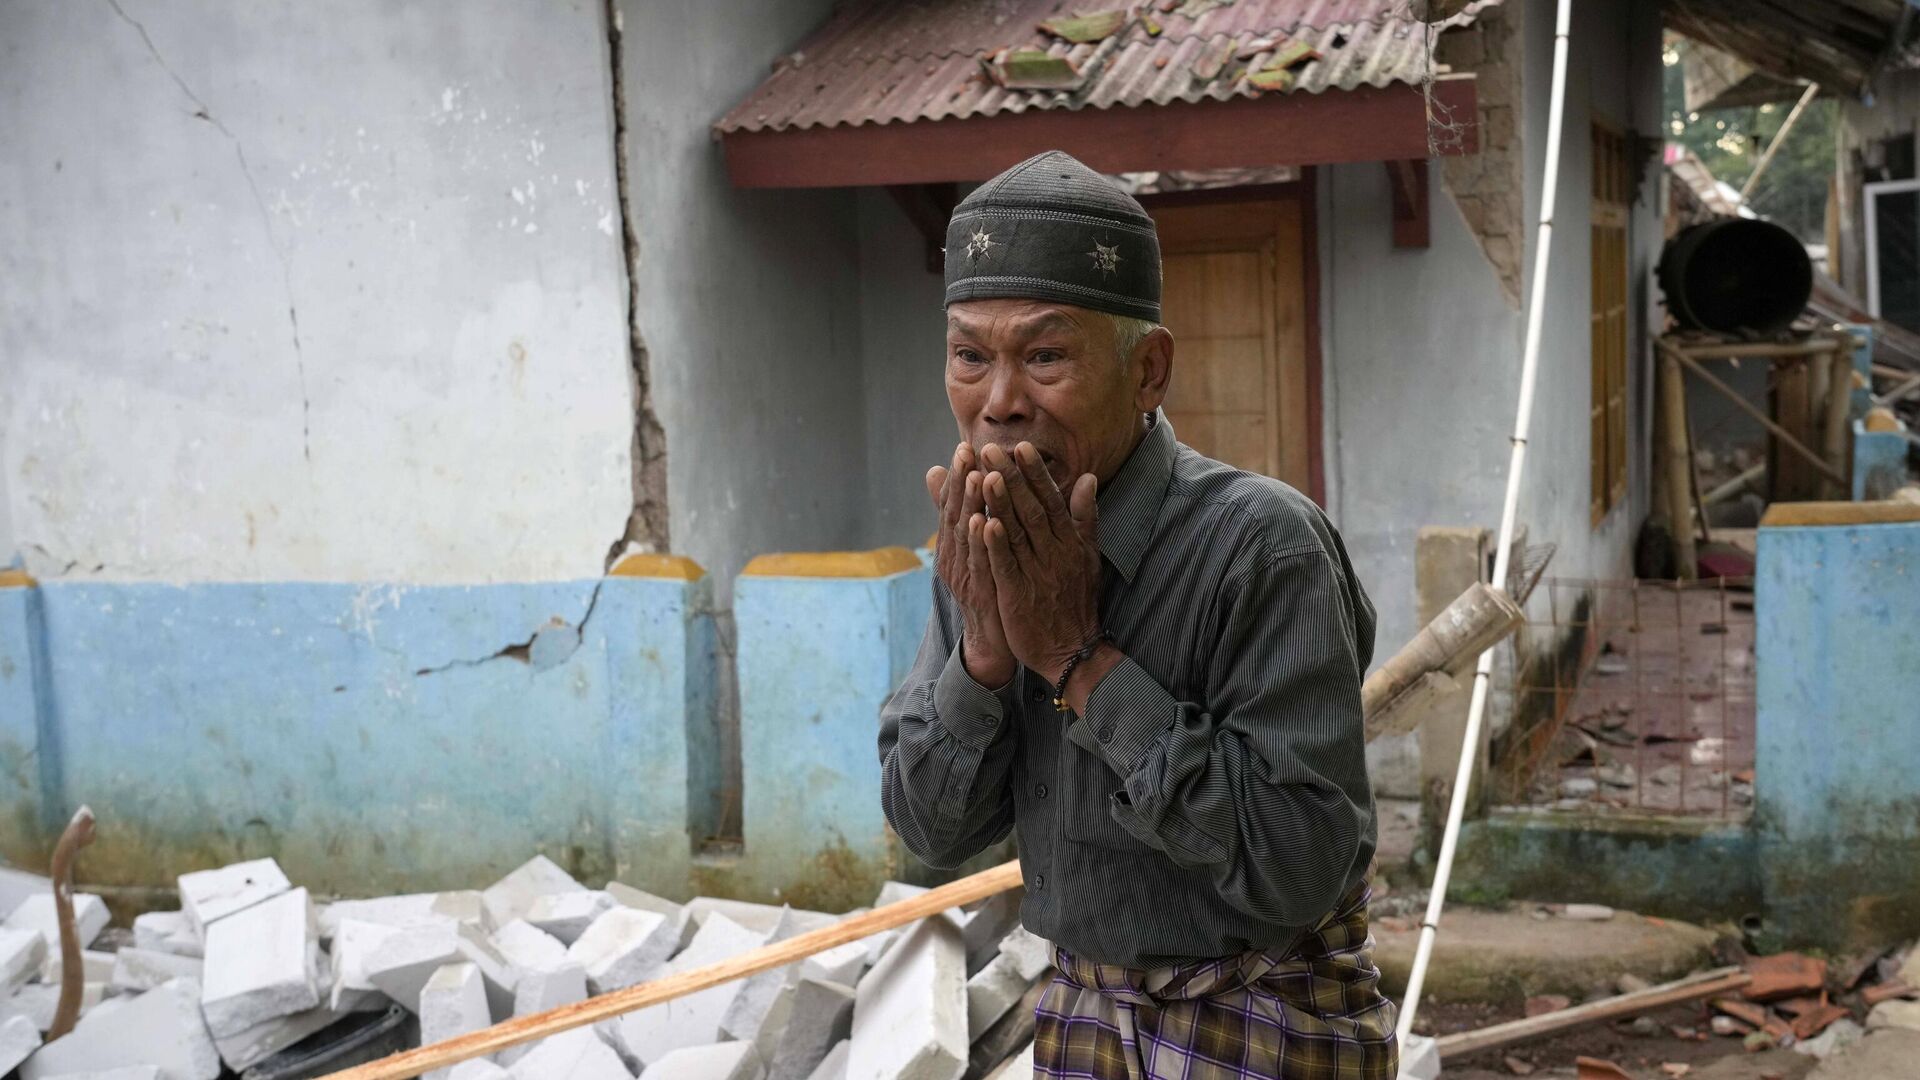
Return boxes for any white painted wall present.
[0,0,633,584]
[857,190,958,551]
[617,0,868,599]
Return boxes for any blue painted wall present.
[1755,512,1920,947]
[1854,420,1910,502]
[733,561,931,910]
[0,572,717,900]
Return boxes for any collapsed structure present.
[0,856,1046,1080]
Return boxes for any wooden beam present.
[1436,968,1751,1059]
[1386,159,1431,248]
[722,77,1478,189]
[885,183,959,273]
[1662,345,1849,486]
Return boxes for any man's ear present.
[1132,326,1174,413]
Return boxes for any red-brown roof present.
[715,0,1500,135]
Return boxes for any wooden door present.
[1148,196,1315,495]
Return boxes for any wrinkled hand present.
[978,442,1102,686]
[926,442,1015,688]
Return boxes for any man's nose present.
[982,363,1031,427]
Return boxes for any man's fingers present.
[944,442,971,526]
[983,516,1022,588]
[982,443,1049,542]
[967,512,995,602]
[1069,473,1100,547]
[982,471,1029,550]
[926,465,948,513]
[1014,443,1071,538]
[963,469,986,521]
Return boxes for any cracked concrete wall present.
[615,0,866,604]
[0,0,634,584]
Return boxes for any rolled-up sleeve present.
[1067,545,1374,926]
[879,583,1019,869]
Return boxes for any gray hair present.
[1109,314,1161,367]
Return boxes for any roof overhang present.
[720,73,1477,189]
[1666,0,1918,101]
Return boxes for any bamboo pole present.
[321,861,1024,1080]
[1662,345,1848,486]
[1738,82,1820,206]
[1665,339,1849,361]
[1823,343,1855,498]
[1395,0,1573,1044]
[1703,462,1765,507]
[1362,582,1523,741]
[1661,349,1700,579]
[1435,968,1751,1058]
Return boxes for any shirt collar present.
[1097,410,1175,583]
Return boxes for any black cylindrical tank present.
[1657,219,1813,335]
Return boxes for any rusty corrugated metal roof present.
[715,0,1500,135]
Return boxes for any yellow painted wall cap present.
[1761,501,1920,528]
[609,553,707,580]
[742,547,924,578]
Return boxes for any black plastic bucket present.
[1657,218,1812,335]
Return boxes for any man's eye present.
[955,348,986,365]
[1032,349,1063,364]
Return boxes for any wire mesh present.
[1494,577,1756,819]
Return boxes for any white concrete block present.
[422,963,492,1080]
[0,869,51,925]
[36,1068,162,1080]
[177,858,291,937]
[612,913,765,1067]
[320,891,485,939]
[525,891,615,946]
[331,918,404,1008]
[364,922,462,1012]
[1,981,104,1031]
[1397,1033,1440,1080]
[0,1013,39,1074]
[482,856,586,930]
[720,907,805,1043]
[768,977,855,1080]
[960,891,1022,978]
[798,940,868,990]
[200,886,320,1038]
[965,952,1029,1039]
[751,983,795,1066]
[44,948,115,986]
[455,924,519,1019]
[6,893,108,951]
[507,1026,633,1080]
[639,1042,763,1080]
[213,998,354,1072]
[847,915,967,1080]
[450,1062,512,1080]
[132,911,201,958]
[684,897,834,938]
[493,919,570,976]
[0,926,46,990]
[568,907,677,995]
[996,926,1053,982]
[604,883,694,952]
[805,1040,849,1080]
[500,962,586,1066]
[109,947,203,993]
[983,1042,1032,1080]
[872,881,929,908]
[20,977,219,1080]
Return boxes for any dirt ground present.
[1414,1001,1816,1080]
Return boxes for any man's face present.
[945,299,1151,489]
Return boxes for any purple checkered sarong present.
[1031,883,1396,1080]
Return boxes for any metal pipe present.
[1395,0,1574,1044]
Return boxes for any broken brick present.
[1742,953,1827,1002]
[1791,1002,1851,1040]
[1524,994,1571,1018]
[1862,981,1916,1006]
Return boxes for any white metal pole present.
[1395,0,1575,1046]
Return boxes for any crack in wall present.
[601,0,670,569]
[105,0,313,465]
[412,578,608,677]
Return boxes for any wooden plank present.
[721,78,1479,188]
[1667,347,1848,486]
[1386,159,1430,248]
[1822,344,1854,499]
[321,861,1027,1079]
[1435,969,1751,1059]
[1660,350,1700,579]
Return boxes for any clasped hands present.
[925,441,1104,693]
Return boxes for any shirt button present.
[1033,874,1045,890]
[1034,783,1048,799]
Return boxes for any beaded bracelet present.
[1051,629,1114,710]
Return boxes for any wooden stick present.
[1822,344,1855,499]
[1665,339,1847,361]
[1663,346,1848,486]
[321,860,1025,1080]
[1659,348,1699,580]
[1434,967,1751,1058]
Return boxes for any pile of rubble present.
[0,856,1051,1080]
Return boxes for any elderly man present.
[877,151,1395,1080]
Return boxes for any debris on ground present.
[0,855,1050,1078]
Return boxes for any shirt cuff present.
[1076,656,1177,775]
[933,644,1012,751]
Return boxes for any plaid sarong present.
[1031,883,1397,1080]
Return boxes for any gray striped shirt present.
[878,412,1378,968]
